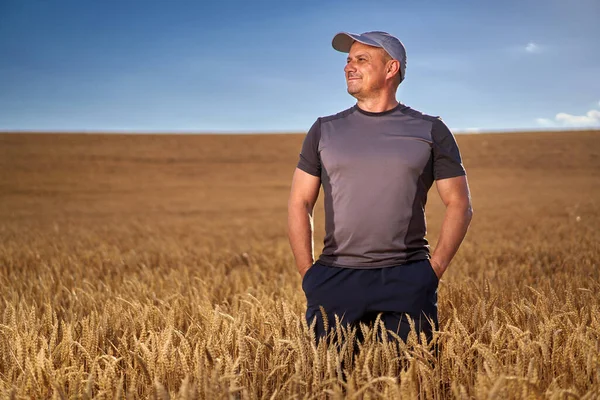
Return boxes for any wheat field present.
[1,130,599,399]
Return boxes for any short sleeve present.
[296,118,322,177]
[431,118,466,180]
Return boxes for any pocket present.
[301,262,319,291]
[426,259,440,284]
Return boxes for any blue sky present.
[1,0,599,133]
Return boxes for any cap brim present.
[332,32,382,53]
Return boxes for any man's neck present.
[355,95,398,113]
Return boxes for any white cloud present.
[535,118,554,127]
[525,42,540,53]
[556,109,600,127]
[452,127,483,134]
[506,41,545,55]
[536,104,600,128]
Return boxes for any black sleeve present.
[431,118,466,180]
[296,118,322,177]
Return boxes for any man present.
[287,31,473,343]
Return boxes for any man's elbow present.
[288,197,314,216]
[466,204,474,222]
[463,201,474,224]
[449,198,473,222]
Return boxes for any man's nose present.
[344,62,355,74]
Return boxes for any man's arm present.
[430,175,473,279]
[288,168,321,278]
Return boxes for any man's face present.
[344,41,390,99]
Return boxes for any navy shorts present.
[302,259,439,343]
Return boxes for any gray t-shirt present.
[297,103,466,268]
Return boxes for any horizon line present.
[1,127,599,136]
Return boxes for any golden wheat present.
[1,131,599,398]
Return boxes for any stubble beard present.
[347,87,359,98]
[347,78,386,102]
[346,80,363,99]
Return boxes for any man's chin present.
[346,86,361,96]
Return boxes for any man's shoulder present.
[320,106,357,124]
[315,104,447,127]
[398,105,443,124]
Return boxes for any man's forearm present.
[431,202,473,274]
[287,204,315,276]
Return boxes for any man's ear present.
[386,60,400,79]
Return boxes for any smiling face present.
[344,41,394,100]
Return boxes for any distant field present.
[1,130,599,398]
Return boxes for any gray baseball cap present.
[332,31,407,83]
